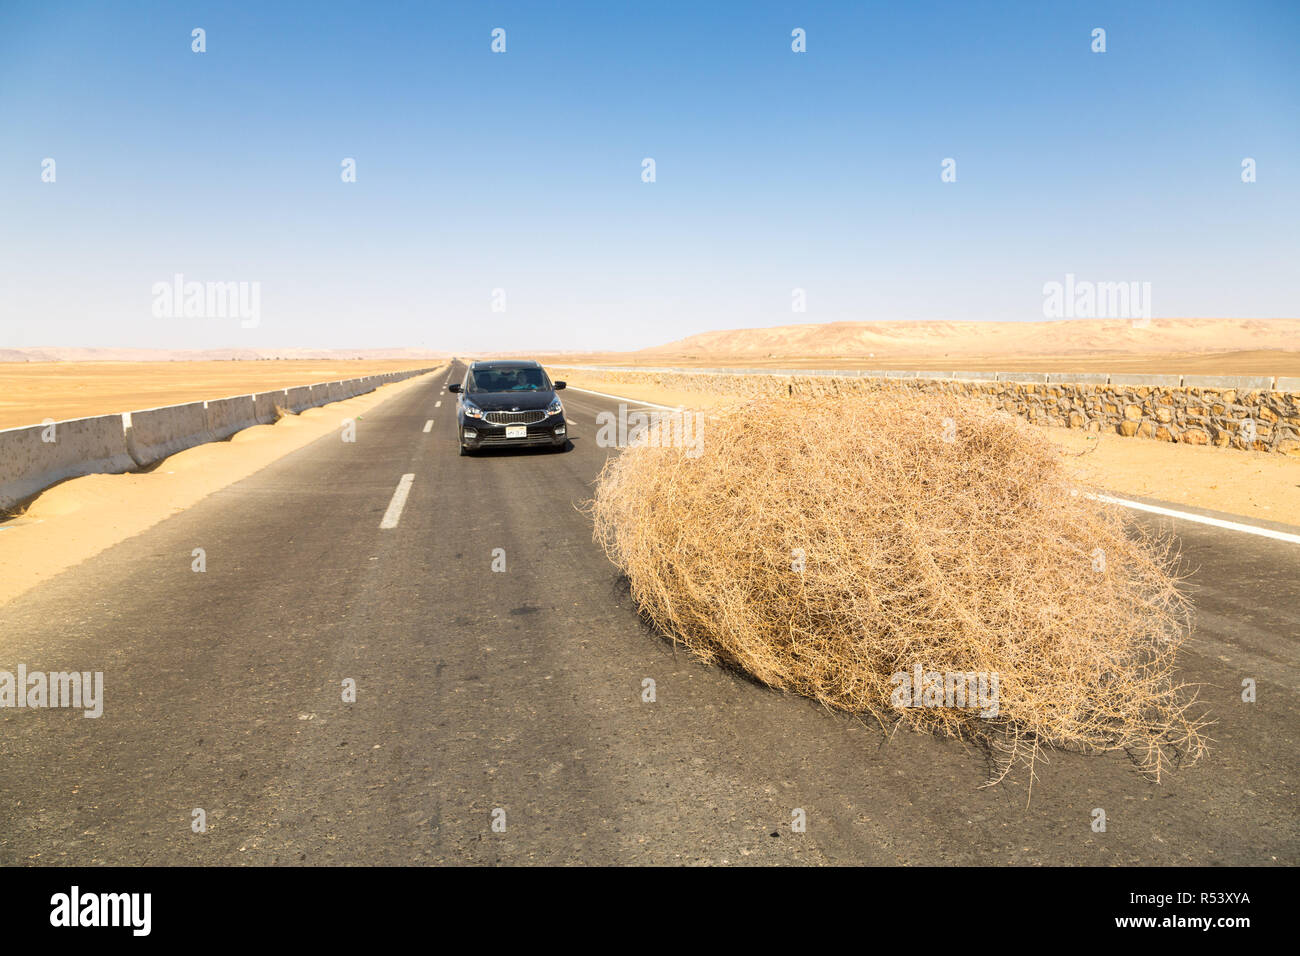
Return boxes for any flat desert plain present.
[0,360,438,430]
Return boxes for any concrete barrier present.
[253,390,285,425]
[1047,372,1110,385]
[998,371,1050,384]
[284,386,313,413]
[205,395,258,440]
[1,368,441,510]
[1110,373,1182,388]
[1,415,136,513]
[124,401,213,467]
[1181,374,1275,391]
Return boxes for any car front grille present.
[484,410,547,425]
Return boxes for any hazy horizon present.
[4,316,1299,365]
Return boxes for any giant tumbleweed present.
[589,390,1207,786]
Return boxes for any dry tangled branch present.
[588,391,1207,787]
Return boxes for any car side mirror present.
[553,381,566,390]
[448,383,462,393]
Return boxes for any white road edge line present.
[380,474,416,529]
[1089,493,1300,545]
[422,420,434,433]
[563,385,682,411]
[567,387,1297,544]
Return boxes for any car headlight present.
[462,399,484,419]
[546,397,563,417]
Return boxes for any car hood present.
[462,390,556,412]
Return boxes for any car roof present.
[470,360,542,369]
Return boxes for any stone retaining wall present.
[552,367,1300,455]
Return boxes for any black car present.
[449,360,569,455]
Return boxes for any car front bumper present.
[460,414,567,449]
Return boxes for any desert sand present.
[0,359,440,430]
[556,372,1300,527]
[534,318,1300,375]
[0,369,442,605]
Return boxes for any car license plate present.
[506,425,527,438]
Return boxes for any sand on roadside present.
[0,359,440,430]
[0,368,444,607]
[557,373,1300,527]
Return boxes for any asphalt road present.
[1,362,1296,865]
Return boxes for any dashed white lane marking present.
[380,474,416,529]
[423,420,434,433]
[1091,494,1300,545]
[435,400,442,408]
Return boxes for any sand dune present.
[639,319,1300,362]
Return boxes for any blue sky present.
[1,0,1296,352]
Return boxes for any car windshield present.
[469,367,549,392]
